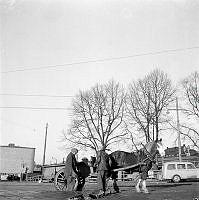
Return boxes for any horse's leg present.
[105,177,112,195]
[112,178,119,193]
[135,178,141,193]
[111,172,119,193]
[141,180,149,193]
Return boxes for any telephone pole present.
[176,98,182,162]
[42,123,48,166]
[167,97,182,162]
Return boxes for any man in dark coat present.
[76,157,90,191]
[64,148,79,191]
[96,147,111,196]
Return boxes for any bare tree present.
[126,69,175,142]
[64,80,127,153]
[147,69,175,140]
[179,71,199,149]
[126,78,154,143]
[182,72,199,118]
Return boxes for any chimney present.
[8,143,15,147]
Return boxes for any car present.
[162,161,199,183]
[0,174,8,181]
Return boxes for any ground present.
[0,180,198,200]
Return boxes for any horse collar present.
[141,143,156,163]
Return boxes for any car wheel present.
[172,175,181,183]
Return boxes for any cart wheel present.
[54,168,67,191]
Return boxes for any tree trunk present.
[155,115,159,140]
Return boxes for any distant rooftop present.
[0,143,35,149]
[165,145,199,157]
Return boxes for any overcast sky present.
[1,0,199,164]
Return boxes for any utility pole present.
[176,98,182,162]
[167,97,182,162]
[42,123,48,166]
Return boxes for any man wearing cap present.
[64,148,79,191]
[96,147,111,196]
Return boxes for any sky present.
[0,0,199,164]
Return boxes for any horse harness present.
[140,142,157,163]
[136,143,158,177]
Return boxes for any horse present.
[109,139,165,193]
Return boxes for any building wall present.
[0,145,35,174]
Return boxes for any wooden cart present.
[53,162,90,191]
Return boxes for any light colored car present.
[0,174,8,181]
[162,161,199,183]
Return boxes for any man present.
[96,147,111,196]
[76,157,91,191]
[64,148,79,191]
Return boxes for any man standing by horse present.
[96,146,112,197]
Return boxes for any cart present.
[54,166,67,191]
[54,162,90,191]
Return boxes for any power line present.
[0,106,73,110]
[0,118,37,131]
[0,93,74,98]
[2,46,199,74]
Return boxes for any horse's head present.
[144,139,165,158]
[155,139,165,157]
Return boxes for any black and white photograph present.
[0,0,199,199]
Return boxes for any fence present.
[27,175,42,182]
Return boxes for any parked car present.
[162,161,199,183]
[0,174,8,181]
[7,174,20,181]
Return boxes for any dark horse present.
[109,139,165,193]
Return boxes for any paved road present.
[0,181,198,200]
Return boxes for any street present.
[0,181,198,200]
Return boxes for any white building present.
[0,143,35,175]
